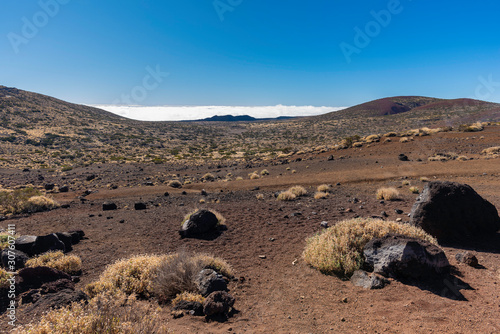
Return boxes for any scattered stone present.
[164,192,170,197]
[86,174,96,181]
[134,202,147,210]
[409,181,500,242]
[381,211,388,217]
[363,234,450,280]
[350,270,389,289]
[258,255,267,259]
[201,189,208,196]
[327,155,335,161]
[59,185,69,193]
[173,300,203,316]
[195,269,227,297]
[145,181,154,186]
[102,202,117,211]
[1,249,29,270]
[44,183,55,191]
[396,218,403,222]
[203,291,235,317]
[181,191,187,195]
[320,221,329,228]
[179,210,219,238]
[398,154,409,161]
[455,252,479,267]
[395,209,404,214]
[61,204,70,209]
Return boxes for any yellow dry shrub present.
[202,173,215,182]
[167,180,182,188]
[260,169,270,176]
[317,184,330,193]
[482,146,500,155]
[302,218,437,278]
[364,134,380,143]
[399,137,410,143]
[314,192,329,199]
[172,292,205,308]
[13,292,171,334]
[277,191,296,201]
[85,254,170,299]
[256,193,265,200]
[352,142,363,147]
[409,186,420,194]
[26,251,82,275]
[289,186,307,197]
[248,172,260,180]
[376,187,400,201]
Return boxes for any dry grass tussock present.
[256,193,265,200]
[482,146,500,155]
[409,186,420,194]
[248,172,260,180]
[289,186,307,197]
[314,192,329,199]
[302,218,437,278]
[317,184,331,192]
[0,188,59,215]
[277,191,296,201]
[167,180,182,188]
[85,252,233,304]
[13,291,171,334]
[202,173,215,182]
[376,187,400,201]
[260,169,270,176]
[172,292,205,308]
[26,251,82,275]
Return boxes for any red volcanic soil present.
[1,127,500,333]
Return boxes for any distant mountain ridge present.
[185,114,296,122]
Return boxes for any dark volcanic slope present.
[316,96,500,121]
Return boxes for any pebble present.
[258,255,267,259]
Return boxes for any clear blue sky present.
[2,0,500,107]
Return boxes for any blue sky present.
[2,1,500,118]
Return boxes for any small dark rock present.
[455,252,479,267]
[134,202,147,210]
[327,155,334,161]
[102,202,117,211]
[195,269,227,297]
[201,189,208,196]
[173,300,204,316]
[164,192,170,197]
[320,221,329,228]
[395,209,404,214]
[44,183,55,191]
[59,186,69,193]
[398,154,410,162]
[350,270,388,289]
[67,230,85,244]
[203,291,235,317]
[179,210,219,238]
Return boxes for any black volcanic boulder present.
[68,230,85,244]
[195,269,227,297]
[203,291,235,317]
[31,233,65,255]
[26,289,88,314]
[363,234,449,280]
[17,266,72,292]
[134,202,147,210]
[409,181,500,243]
[55,232,73,252]
[1,249,29,270]
[14,235,37,255]
[179,210,219,238]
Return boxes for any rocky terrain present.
[0,87,500,333]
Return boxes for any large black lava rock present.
[409,181,500,243]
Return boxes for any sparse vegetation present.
[409,186,420,194]
[289,186,307,197]
[249,172,260,179]
[0,188,59,215]
[314,192,329,199]
[0,268,12,288]
[482,146,500,156]
[277,190,296,201]
[260,169,269,176]
[256,193,265,200]
[167,180,182,188]
[202,173,215,182]
[376,187,400,201]
[172,292,205,308]
[13,292,170,334]
[26,251,82,275]
[317,184,331,193]
[302,217,437,278]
